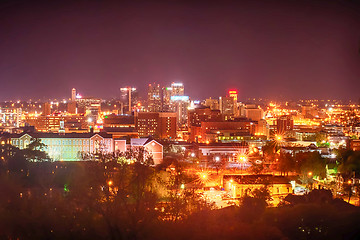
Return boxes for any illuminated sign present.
[228,89,238,101]
[171,96,189,101]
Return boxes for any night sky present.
[0,0,359,101]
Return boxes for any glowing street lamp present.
[237,155,247,162]
[275,134,283,141]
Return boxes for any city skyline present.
[1,0,360,101]
[1,1,360,237]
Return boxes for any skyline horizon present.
[1,0,359,102]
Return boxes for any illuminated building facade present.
[103,114,138,138]
[161,87,173,111]
[25,115,88,133]
[228,89,238,102]
[245,106,264,122]
[43,102,52,116]
[71,88,76,101]
[204,98,220,110]
[120,87,137,113]
[277,115,294,134]
[0,108,22,128]
[170,82,184,96]
[10,132,113,161]
[136,112,176,139]
[147,83,162,112]
[223,174,292,199]
[170,96,190,128]
[219,96,236,116]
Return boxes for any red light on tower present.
[228,90,238,102]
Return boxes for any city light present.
[1,2,359,237]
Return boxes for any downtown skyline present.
[0,0,360,101]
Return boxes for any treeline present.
[1,142,360,239]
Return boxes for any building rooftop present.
[10,132,112,139]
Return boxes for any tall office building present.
[71,88,76,101]
[245,106,264,122]
[147,83,162,112]
[161,87,173,112]
[136,112,177,139]
[120,87,137,113]
[204,98,220,110]
[170,96,190,128]
[67,101,77,114]
[171,82,184,96]
[228,89,238,102]
[219,96,236,116]
[43,102,52,116]
[277,115,294,134]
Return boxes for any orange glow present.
[237,155,247,162]
[228,90,238,101]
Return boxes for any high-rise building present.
[147,83,162,112]
[43,102,52,116]
[204,98,220,110]
[67,101,77,114]
[71,88,76,101]
[76,97,101,122]
[245,106,264,122]
[120,87,137,113]
[161,87,173,112]
[228,89,238,102]
[170,96,190,128]
[171,82,184,96]
[136,112,177,139]
[188,107,222,127]
[219,96,236,116]
[277,115,294,134]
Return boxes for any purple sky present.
[0,0,359,101]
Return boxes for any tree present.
[295,152,326,179]
[239,186,272,223]
[277,152,294,176]
[337,150,360,177]
[22,138,51,162]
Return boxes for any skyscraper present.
[120,87,137,113]
[147,83,162,112]
[219,96,236,116]
[161,87,173,112]
[171,82,184,96]
[228,89,238,102]
[71,88,76,101]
